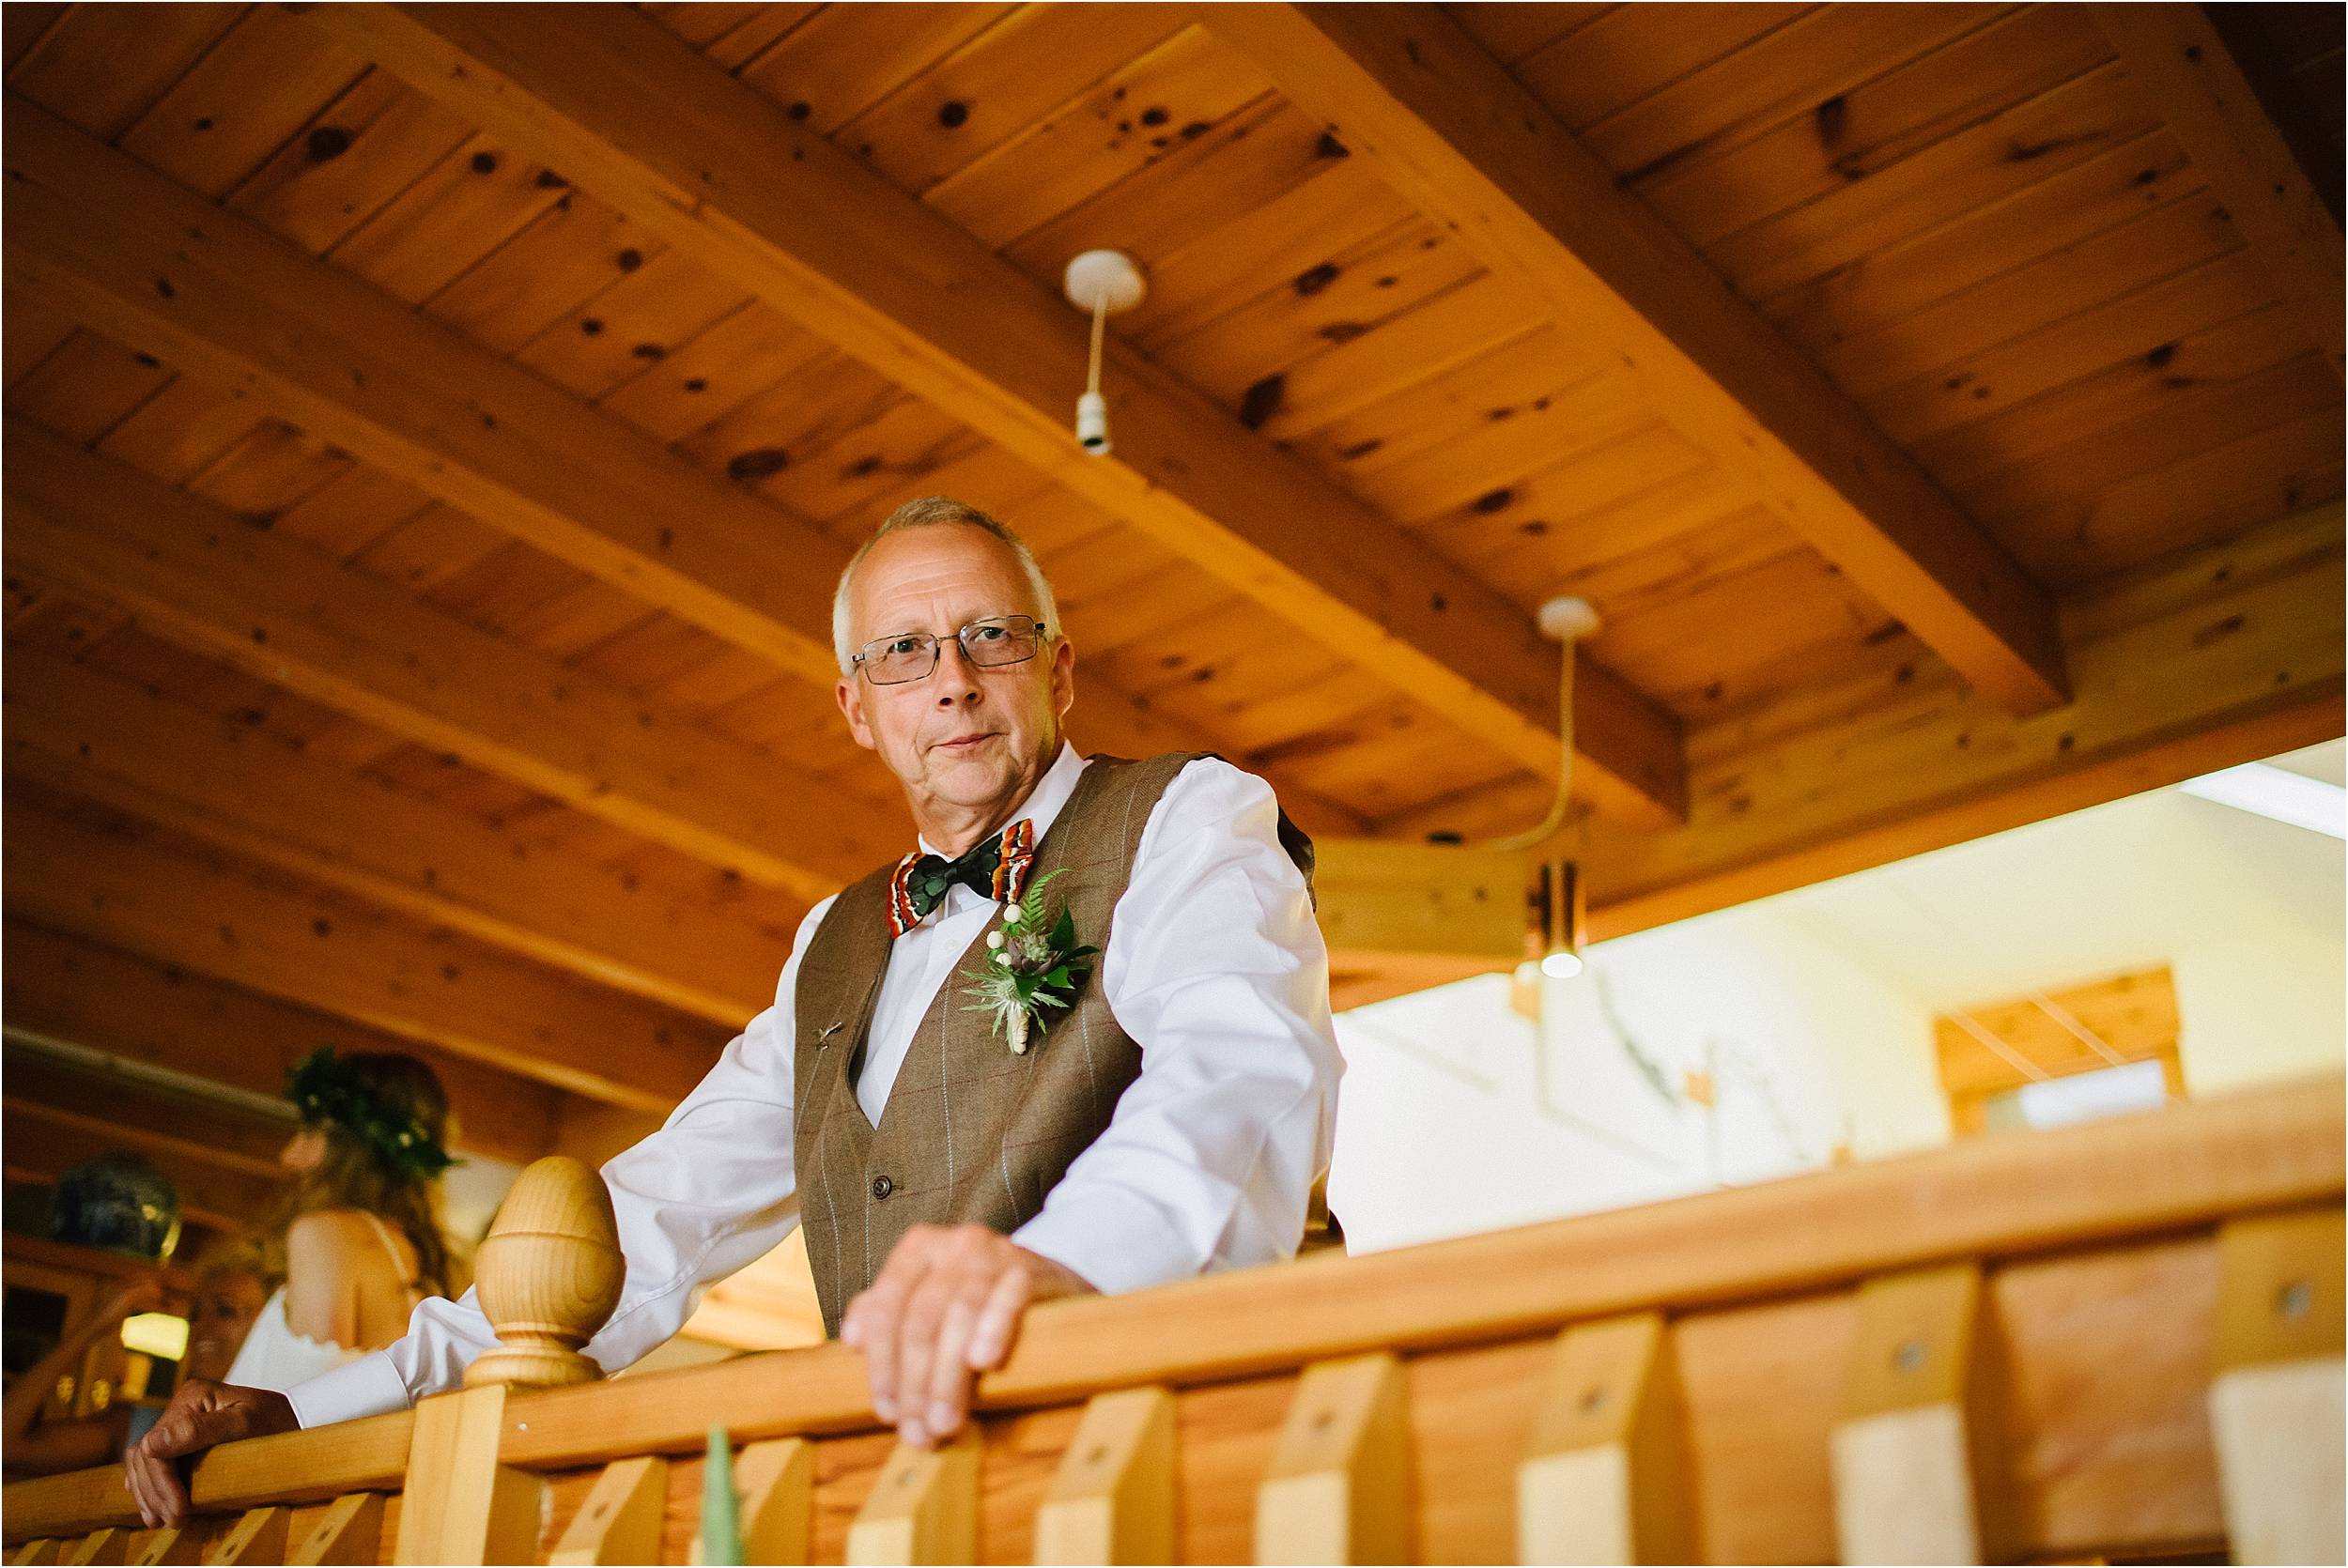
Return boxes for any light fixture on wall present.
[1537,857,1587,979]
[1062,249,1146,455]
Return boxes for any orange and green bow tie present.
[887,818,1035,937]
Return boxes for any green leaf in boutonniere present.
[959,869,1097,1053]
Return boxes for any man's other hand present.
[124,1380,297,1527]
[840,1224,1093,1448]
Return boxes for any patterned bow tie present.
[887,819,1035,937]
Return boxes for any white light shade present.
[120,1312,189,1360]
[1540,949,1583,979]
[2179,761,2347,838]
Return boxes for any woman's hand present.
[122,1381,297,1528]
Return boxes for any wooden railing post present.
[1830,1264,2005,1564]
[1035,1387,1177,1565]
[845,1432,981,1565]
[1255,1352,1412,1565]
[2209,1208,2345,1565]
[395,1156,626,1564]
[1517,1313,1692,1564]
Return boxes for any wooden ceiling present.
[3,3,2340,1185]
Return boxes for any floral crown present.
[286,1048,456,1180]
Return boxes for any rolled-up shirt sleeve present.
[1012,759,1341,1295]
[286,899,829,1428]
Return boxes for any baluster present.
[394,1156,626,1565]
[1255,1352,1412,1565]
[2209,1208,2345,1564]
[393,1383,542,1565]
[62,1530,126,1566]
[125,1526,203,1566]
[1035,1387,1175,1565]
[287,1495,385,1566]
[11,1543,60,1565]
[200,1508,287,1566]
[1829,1263,2005,1565]
[550,1456,668,1565]
[1517,1313,1692,1564]
[846,1430,981,1565]
[689,1438,812,1566]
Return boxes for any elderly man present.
[126,497,1341,1525]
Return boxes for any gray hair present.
[831,496,1061,675]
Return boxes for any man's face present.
[835,524,1075,815]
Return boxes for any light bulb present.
[1540,948,1583,980]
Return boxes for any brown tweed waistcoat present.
[791,751,1311,1335]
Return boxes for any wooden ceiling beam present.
[4,647,784,1026]
[4,418,892,902]
[2094,4,2345,376]
[1581,502,2342,936]
[302,4,1687,826]
[5,1106,282,1236]
[6,427,1522,979]
[3,920,559,1167]
[0,91,1369,837]
[1349,503,2341,997]
[4,786,728,1113]
[2,1045,293,1175]
[1200,4,2073,717]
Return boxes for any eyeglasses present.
[852,614,1048,685]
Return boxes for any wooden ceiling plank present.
[307,3,1686,825]
[2096,4,2345,376]
[4,788,724,1113]
[1709,59,2160,306]
[2,647,786,1025]
[115,6,371,201]
[1758,129,2201,362]
[4,2,241,140]
[3,920,558,1166]
[1812,185,2241,401]
[1203,5,2071,718]
[224,68,484,257]
[3,418,891,899]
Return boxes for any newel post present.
[394,1157,626,1565]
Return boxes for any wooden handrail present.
[4,1072,2339,1543]
[496,1071,2341,1468]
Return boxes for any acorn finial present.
[463,1155,624,1389]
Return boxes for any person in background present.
[216,1050,458,1393]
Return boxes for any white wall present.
[1326,743,2344,1256]
[1327,906,1939,1255]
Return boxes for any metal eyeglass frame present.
[851,614,1050,685]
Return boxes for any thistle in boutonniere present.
[960,869,1099,1054]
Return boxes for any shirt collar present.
[914,741,1088,859]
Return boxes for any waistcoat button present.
[871,1175,893,1200]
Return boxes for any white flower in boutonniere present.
[959,869,1099,1054]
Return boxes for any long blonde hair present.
[257,1053,458,1299]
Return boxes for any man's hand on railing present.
[840,1223,1094,1450]
[122,1380,297,1528]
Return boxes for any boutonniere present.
[960,869,1099,1054]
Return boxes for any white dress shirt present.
[286,744,1341,1427]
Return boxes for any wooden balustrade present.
[7,1075,2340,1564]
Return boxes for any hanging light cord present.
[1086,294,1108,398]
[1475,640,1578,853]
